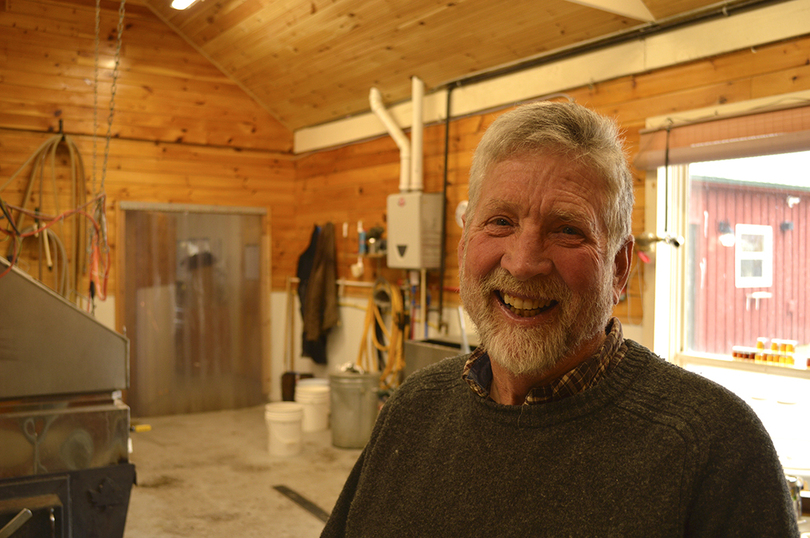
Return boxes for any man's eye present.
[484,217,512,227]
[561,226,580,235]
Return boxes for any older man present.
[321,102,797,537]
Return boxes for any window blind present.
[634,104,810,169]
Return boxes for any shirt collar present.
[462,317,627,405]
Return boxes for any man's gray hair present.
[466,101,634,254]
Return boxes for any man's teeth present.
[501,293,553,316]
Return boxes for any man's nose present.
[500,231,553,281]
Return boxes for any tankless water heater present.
[386,192,443,269]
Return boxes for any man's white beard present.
[459,256,615,376]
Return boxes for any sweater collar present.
[462,318,627,405]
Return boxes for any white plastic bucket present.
[264,402,304,456]
[295,382,330,432]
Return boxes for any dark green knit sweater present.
[322,341,798,537]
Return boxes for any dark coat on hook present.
[296,223,339,364]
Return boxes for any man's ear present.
[612,237,634,305]
[457,213,467,270]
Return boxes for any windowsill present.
[677,352,810,479]
[675,352,810,381]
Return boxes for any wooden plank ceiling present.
[140,0,756,131]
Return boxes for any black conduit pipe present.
[437,82,457,333]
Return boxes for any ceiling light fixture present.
[171,0,199,10]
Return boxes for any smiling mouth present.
[498,292,558,318]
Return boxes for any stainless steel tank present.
[0,257,134,537]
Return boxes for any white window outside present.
[735,224,773,289]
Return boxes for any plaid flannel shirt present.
[462,318,627,405]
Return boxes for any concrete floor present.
[123,406,361,538]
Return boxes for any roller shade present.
[634,104,810,169]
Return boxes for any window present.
[636,104,810,362]
[673,152,809,357]
[735,224,773,288]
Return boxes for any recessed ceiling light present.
[171,0,199,10]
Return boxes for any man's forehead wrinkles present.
[478,197,593,221]
[481,198,518,212]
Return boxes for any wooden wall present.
[3,0,810,331]
[0,0,294,316]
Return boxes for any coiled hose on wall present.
[0,134,108,306]
[356,278,406,390]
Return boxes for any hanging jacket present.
[296,222,338,364]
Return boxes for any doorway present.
[122,203,267,417]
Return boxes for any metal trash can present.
[329,372,379,448]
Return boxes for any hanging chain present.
[93,0,100,194]
[90,0,125,216]
[101,0,127,195]
[92,0,126,255]
[88,0,125,311]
